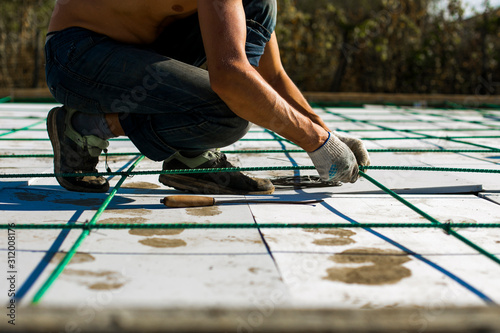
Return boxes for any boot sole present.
[159,174,275,195]
[47,108,109,193]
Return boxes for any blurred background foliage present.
[0,0,499,95]
[277,0,500,94]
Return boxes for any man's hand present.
[333,131,371,167]
[307,133,359,183]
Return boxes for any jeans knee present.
[219,117,251,147]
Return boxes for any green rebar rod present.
[1,134,499,143]
[359,171,500,266]
[0,120,46,138]
[0,148,498,160]
[349,128,499,132]
[0,128,46,131]
[324,106,500,130]
[3,222,499,230]
[0,116,46,120]
[361,166,500,173]
[0,137,131,141]
[31,228,89,304]
[326,109,500,151]
[404,109,500,130]
[409,131,500,151]
[1,165,499,180]
[361,135,500,140]
[31,155,145,304]
[0,153,142,159]
[368,149,500,153]
[324,118,478,124]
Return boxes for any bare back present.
[48,0,198,44]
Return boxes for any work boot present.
[47,106,110,193]
[159,150,275,195]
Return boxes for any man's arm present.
[256,32,331,133]
[198,0,328,152]
[256,32,370,168]
[198,0,364,182]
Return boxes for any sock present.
[71,112,116,140]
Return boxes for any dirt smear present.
[103,209,152,217]
[306,228,356,247]
[248,267,259,274]
[51,252,95,264]
[88,282,124,290]
[324,248,412,285]
[63,269,118,277]
[98,217,147,224]
[139,238,187,248]
[313,238,355,246]
[186,206,222,216]
[129,229,184,236]
[62,269,126,290]
[304,228,356,237]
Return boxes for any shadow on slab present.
[0,186,144,211]
[0,185,333,211]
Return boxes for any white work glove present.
[307,132,359,183]
[333,131,371,168]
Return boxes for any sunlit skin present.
[48,0,331,152]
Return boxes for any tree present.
[0,0,53,89]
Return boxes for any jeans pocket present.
[65,36,97,66]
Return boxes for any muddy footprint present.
[51,252,126,290]
[304,228,356,246]
[324,248,412,285]
[130,228,187,248]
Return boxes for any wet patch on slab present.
[324,248,412,285]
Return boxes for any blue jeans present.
[45,0,277,161]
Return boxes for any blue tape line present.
[297,108,494,303]
[14,157,138,302]
[14,210,82,302]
